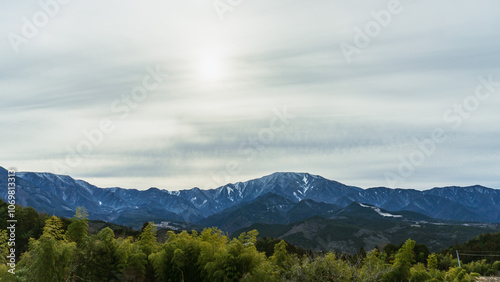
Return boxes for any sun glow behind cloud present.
[199,57,225,82]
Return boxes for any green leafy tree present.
[271,240,292,270]
[359,249,390,282]
[383,239,415,281]
[17,216,76,282]
[409,263,431,281]
[437,253,459,270]
[79,227,122,281]
[136,222,158,281]
[270,240,297,280]
[0,230,8,264]
[15,206,45,256]
[414,243,430,264]
[138,221,158,256]
[445,267,480,282]
[382,243,398,261]
[42,216,66,241]
[151,230,203,281]
[305,252,352,281]
[427,253,438,270]
[0,229,12,280]
[115,237,147,280]
[211,230,268,280]
[64,207,90,280]
[66,207,89,246]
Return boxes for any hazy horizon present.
[2,1,500,190]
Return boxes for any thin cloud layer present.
[1,0,499,190]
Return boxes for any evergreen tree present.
[80,227,121,281]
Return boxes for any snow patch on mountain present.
[169,190,180,196]
[359,203,403,218]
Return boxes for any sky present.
[1,0,499,190]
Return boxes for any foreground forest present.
[1,202,499,281]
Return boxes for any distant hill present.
[234,202,499,253]
[199,193,340,233]
[442,230,500,263]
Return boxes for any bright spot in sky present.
[199,58,224,81]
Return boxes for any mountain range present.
[1,166,499,232]
[2,167,499,225]
[3,166,500,252]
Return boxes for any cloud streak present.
[1,0,499,190]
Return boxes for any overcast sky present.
[1,0,499,190]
